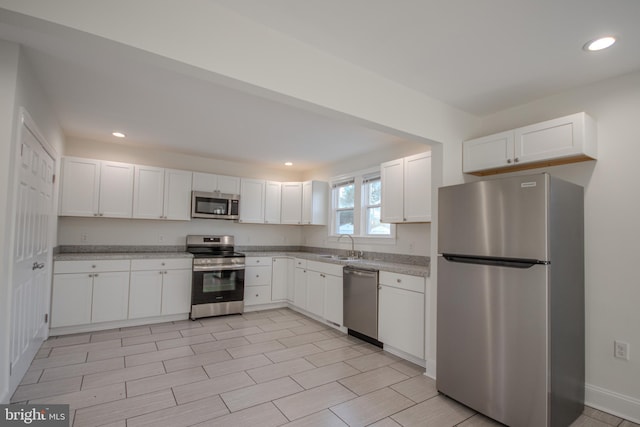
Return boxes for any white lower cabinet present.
[324,274,343,326]
[51,257,191,331]
[92,272,130,323]
[51,260,131,328]
[306,270,325,317]
[378,272,425,360]
[244,257,273,307]
[51,273,93,328]
[294,259,308,310]
[271,257,292,302]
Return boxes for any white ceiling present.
[1,1,639,172]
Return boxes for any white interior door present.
[9,115,55,392]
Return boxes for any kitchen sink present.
[317,254,360,261]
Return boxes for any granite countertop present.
[241,251,430,277]
[53,252,193,261]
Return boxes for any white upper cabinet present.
[302,180,328,225]
[133,166,192,220]
[281,182,303,224]
[239,178,265,223]
[60,157,100,216]
[264,181,282,224]
[381,152,432,223]
[60,157,133,218]
[99,161,135,218]
[463,112,597,175]
[192,172,240,194]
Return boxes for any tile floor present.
[10,308,639,427]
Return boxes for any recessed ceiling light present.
[112,131,126,138]
[284,162,293,166]
[584,36,616,52]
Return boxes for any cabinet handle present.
[507,159,512,164]
[256,275,260,278]
[514,157,519,163]
[256,260,260,263]
[255,293,259,297]
[92,265,96,269]
[94,273,99,277]
[99,213,104,217]
[397,278,402,283]
[88,274,93,278]
[161,262,165,266]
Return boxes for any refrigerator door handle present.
[442,254,549,269]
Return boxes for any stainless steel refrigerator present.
[437,173,584,427]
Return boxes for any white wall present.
[474,70,640,421]
[0,41,64,403]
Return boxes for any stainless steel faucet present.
[338,234,360,258]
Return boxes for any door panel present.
[437,257,548,427]
[438,174,549,260]
[10,116,55,392]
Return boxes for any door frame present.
[5,107,58,397]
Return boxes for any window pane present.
[367,180,381,205]
[338,184,355,209]
[367,207,390,235]
[337,210,354,234]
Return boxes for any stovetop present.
[189,250,245,259]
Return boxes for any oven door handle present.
[193,264,246,272]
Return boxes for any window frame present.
[329,167,395,241]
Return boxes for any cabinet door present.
[163,169,192,220]
[51,273,93,327]
[59,157,100,216]
[133,165,165,219]
[380,158,404,223]
[378,285,424,359]
[281,182,302,224]
[302,181,328,225]
[161,269,192,315]
[264,181,282,224]
[239,178,265,223]
[217,175,241,194]
[271,257,288,301]
[99,161,134,218]
[306,271,325,317]
[245,265,272,286]
[403,152,432,222]
[324,273,343,325]
[514,113,583,165]
[293,268,307,309]
[129,270,162,319]
[462,130,515,173]
[91,271,130,323]
[192,172,218,192]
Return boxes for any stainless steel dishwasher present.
[343,265,381,345]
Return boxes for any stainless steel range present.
[187,235,245,319]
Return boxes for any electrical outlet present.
[614,340,630,360]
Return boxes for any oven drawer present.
[245,265,272,286]
[244,285,271,306]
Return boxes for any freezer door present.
[437,256,549,427]
[439,174,548,260]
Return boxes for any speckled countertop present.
[54,246,429,277]
[242,251,429,278]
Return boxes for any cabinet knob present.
[255,293,259,297]
[256,260,260,263]
[507,159,512,164]
[161,262,165,266]
[514,157,519,163]
[94,273,99,277]
[92,265,96,269]
[256,274,260,278]
[397,278,402,283]
[99,213,104,217]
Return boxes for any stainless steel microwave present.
[191,191,240,220]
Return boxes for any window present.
[330,170,393,238]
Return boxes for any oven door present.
[192,266,245,304]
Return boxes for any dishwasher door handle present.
[344,268,378,278]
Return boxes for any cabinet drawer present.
[54,259,130,274]
[245,257,271,266]
[131,258,192,271]
[307,260,343,277]
[379,271,424,293]
[295,258,307,268]
[245,266,272,286]
[244,285,271,306]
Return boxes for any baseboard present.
[585,383,640,424]
[382,345,426,369]
[49,313,188,336]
